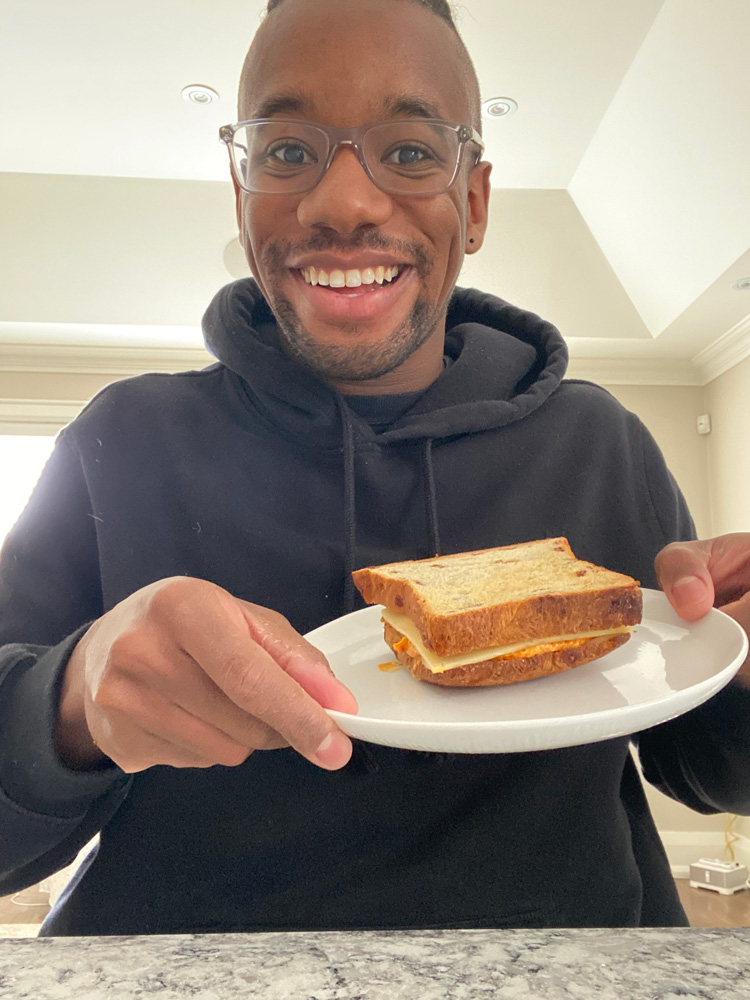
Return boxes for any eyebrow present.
[246,92,446,122]
[247,92,310,119]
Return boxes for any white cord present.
[10,892,49,907]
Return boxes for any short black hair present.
[266,0,459,32]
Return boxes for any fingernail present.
[673,575,708,607]
[311,730,351,769]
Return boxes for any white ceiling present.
[1,0,749,376]
[2,0,665,187]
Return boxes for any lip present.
[289,265,418,324]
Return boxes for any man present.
[1,0,749,935]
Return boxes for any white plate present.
[307,589,748,753]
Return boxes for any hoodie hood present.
[202,278,568,447]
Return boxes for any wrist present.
[54,644,108,770]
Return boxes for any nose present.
[296,145,393,233]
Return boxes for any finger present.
[654,541,715,621]
[93,678,258,767]
[717,594,750,681]
[181,608,353,769]
[90,705,233,773]
[717,592,750,634]
[131,646,292,752]
[101,620,290,754]
[239,601,359,715]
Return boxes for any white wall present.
[704,354,750,536]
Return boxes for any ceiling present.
[1,0,749,381]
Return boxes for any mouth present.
[288,263,417,325]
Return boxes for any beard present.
[258,233,442,382]
[271,291,439,382]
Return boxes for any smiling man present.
[1,0,749,937]
[231,0,490,394]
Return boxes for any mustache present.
[263,233,432,278]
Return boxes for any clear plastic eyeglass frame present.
[219,117,485,196]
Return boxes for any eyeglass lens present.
[232,121,461,195]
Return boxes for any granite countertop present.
[1,927,748,999]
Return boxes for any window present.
[0,435,56,545]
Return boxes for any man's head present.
[231,0,491,394]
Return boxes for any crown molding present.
[691,314,750,385]
[567,356,701,386]
[3,319,748,387]
[0,398,85,435]
[2,341,214,375]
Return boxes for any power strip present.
[688,858,749,895]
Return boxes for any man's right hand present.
[54,577,358,774]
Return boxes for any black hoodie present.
[1,281,749,935]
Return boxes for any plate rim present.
[312,588,748,731]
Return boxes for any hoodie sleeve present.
[632,420,750,815]
[0,434,131,894]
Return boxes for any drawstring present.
[335,396,358,614]
[331,412,450,773]
[422,438,441,556]
[335,404,441,610]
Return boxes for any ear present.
[464,160,492,254]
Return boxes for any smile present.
[289,264,416,322]
[301,265,400,288]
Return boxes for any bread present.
[352,538,641,687]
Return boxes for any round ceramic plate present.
[306,589,748,753]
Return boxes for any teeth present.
[301,265,401,287]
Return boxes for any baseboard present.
[660,831,750,878]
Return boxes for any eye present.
[267,141,316,166]
[383,143,435,167]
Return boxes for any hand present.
[55,577,358,773]
[655,533,750,684]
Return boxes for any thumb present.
[654,541,715,622]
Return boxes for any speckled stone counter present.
[0,928,748,999]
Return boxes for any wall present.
[704,354,750,536]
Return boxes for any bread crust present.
[353,571,642,657]
[382,622,631,687]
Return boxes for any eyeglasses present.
[219,117,484,197]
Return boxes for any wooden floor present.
[1,880,749,932]
[675,878,750,927]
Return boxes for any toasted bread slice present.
[352,538,642,658]
[383,621,630,687]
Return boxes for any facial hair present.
[272,293,439,382]
[260,235,442,382]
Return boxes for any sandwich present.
[351,538,642,687]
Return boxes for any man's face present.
[234,0,491,392]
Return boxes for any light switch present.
[696,414,711,435]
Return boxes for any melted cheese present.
[381,607,632,675]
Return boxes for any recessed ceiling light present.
[732,277,750,291]
[181,84,220,105]
[482,97,518,119]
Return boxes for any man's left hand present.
[655,533,750,685]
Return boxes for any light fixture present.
[732,277,750,291]
[181,84,220,105]
[481,97,518,119]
